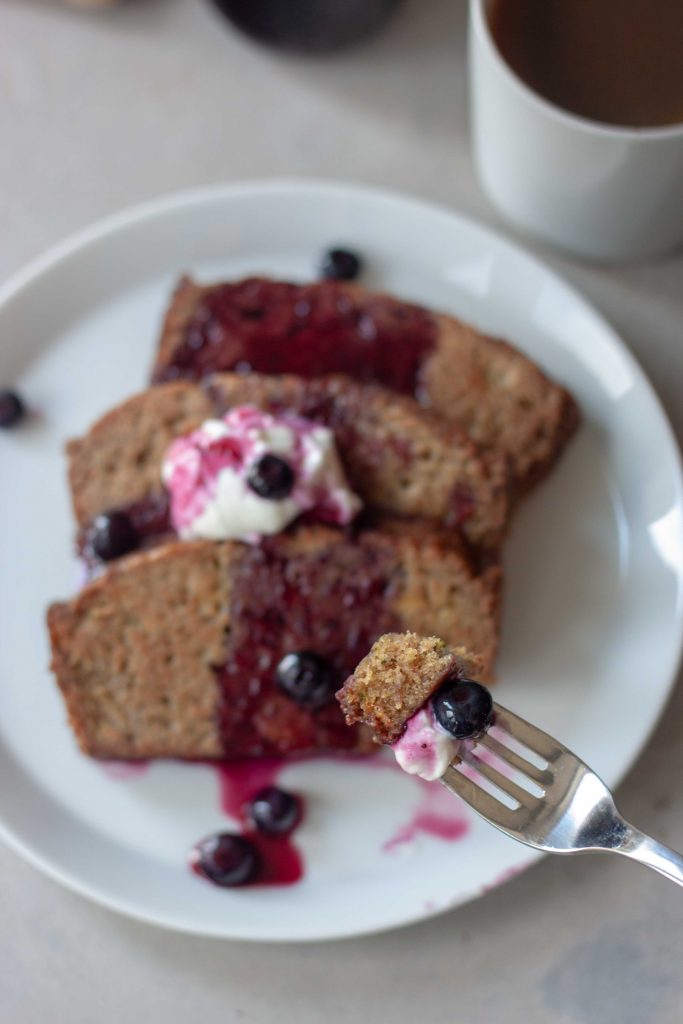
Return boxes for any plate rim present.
[1,178,682,941]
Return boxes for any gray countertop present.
[2,2,683,1021]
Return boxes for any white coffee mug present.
[469,0,683,263]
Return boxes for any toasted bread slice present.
[67,374,510,550]
[48,526,500,760]
[152,276,579,490]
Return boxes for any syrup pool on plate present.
[194,759,304,887]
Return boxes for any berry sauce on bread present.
[152,276,579,491]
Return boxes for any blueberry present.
[249,786,302,835]
[431,677,493,739]
[321,248,363,282]
[247,454,295,500]
[0,390,25,429]
[276,650,337,709]
[91,511,139,561]
[191,832,259,887]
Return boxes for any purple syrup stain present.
[209,758,304,887]
[382,777,470,853]
[245,831,303,886]
[323,751,470,850]
[154,278,436,398]
[215,538,398,757]
[213,757,286,819]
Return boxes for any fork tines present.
[442,703,562,825]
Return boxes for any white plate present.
[0,181,681,942]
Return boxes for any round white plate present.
[0,181,681,942]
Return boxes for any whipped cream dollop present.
[390,704,461,782]
[162,405,362,542]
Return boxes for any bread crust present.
[47,541,235,759]
[67,381,213,526]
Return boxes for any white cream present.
[186,458,301,539]
[391,705,461,782]
[162,405,362,543]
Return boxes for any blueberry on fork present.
[431,677,493,739]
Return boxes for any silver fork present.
[441,702,683,887]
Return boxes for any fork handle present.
[616,824,683,888]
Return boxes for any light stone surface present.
[1,1,683,1021]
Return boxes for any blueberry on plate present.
[249,786,302,836]
[0,390,26,429]
[276,650,338,709]
[321,248,363,282]
[247,454,295,500]
[91,511,139,562]
[431,676,493,739]
[191,832,259,887]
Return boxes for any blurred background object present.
[208,0,404,53]
[57,0,406,53]
[62,0,123,8]
[470,0,683,262]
